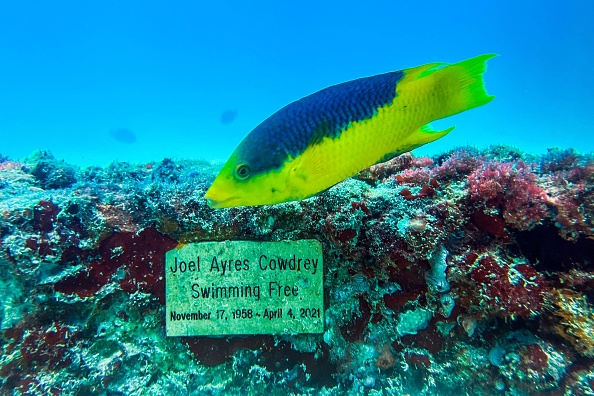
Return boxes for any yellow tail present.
[394,54,496,151]
[425,53,496,120]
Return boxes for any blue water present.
[1,0,593,166]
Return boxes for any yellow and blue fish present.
[205,54,495,208]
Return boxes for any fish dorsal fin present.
[404,62,445,80]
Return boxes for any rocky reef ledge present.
[2,147,594,395]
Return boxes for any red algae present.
[32,200,59,232]
[520,344,549,373]
[468,256,545,318]
[54,228,177,302]
[467,161,549,231]
[339,296,372,342]
[399,184,436,200]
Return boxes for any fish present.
[205,54,496,208]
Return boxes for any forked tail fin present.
[393,54,496,152]
[430,53,497,119]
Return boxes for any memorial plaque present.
[165,240,324,336]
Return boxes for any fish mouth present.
[206,198,236,209]
[204,192,241,209]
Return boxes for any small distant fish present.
[110,128,136,144]
[220,110,238,125]
[205,54,496,208]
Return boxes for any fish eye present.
[233,164,251,180]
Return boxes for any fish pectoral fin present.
[401,124,456,152]
[297,120,336,180]
[296,144,326,179]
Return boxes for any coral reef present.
[2,146,594,395]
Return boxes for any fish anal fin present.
[399,124,455,154]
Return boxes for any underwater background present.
[1,0,593,165]
[2,1,594,395]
